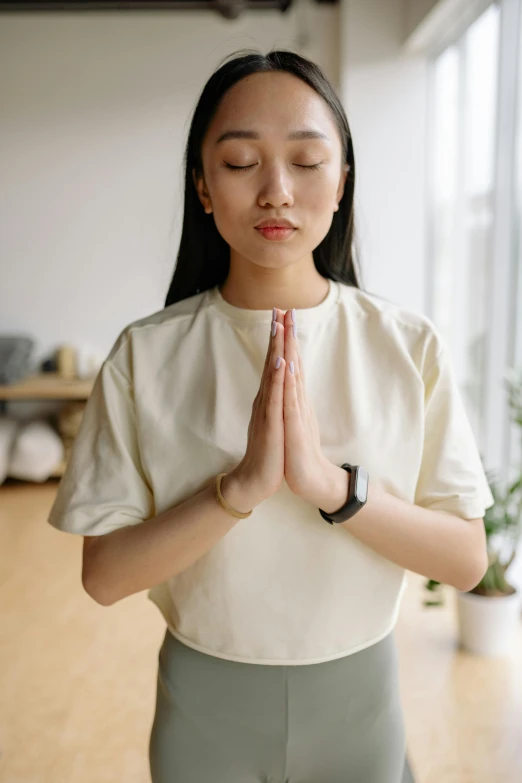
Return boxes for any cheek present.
[211,178,248,220]
[301,172,338,209]
[208,180,251,246]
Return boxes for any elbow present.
[82,563,116,607]
[452,518,489,593]
[82,574,114,606]
[455,553,489,593]
[82,536,119,606]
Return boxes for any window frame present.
[425,0,522,483]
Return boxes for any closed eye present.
[224,163,322,171]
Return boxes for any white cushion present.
[8,420,64,483]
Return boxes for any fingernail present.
[291,308,296,323]
[271,320,277,337]
[290,360,295,375]
[272,307,277,321]
[275,356,282,369]
[292,323,297,339]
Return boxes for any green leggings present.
[149,628,413,783]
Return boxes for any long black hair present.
[164,49,364,308]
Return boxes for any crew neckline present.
[207,278,340,326]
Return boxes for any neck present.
[219,255,330,311]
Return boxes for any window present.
[428,3,501,457]
[427,0,522,479]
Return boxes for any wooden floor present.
[1,481,521,783]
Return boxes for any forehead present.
[205,71,338,143]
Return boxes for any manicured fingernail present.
[291,308,296,323]
[290,360,295,374]
[292,323,297,339]
[272,307,277,321]
[271,320,277,337]
[275,355,282,369]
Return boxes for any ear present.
[192,167,213,214]
[334,163,350,212]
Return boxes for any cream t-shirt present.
[47,279,494,665]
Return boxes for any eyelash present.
[224,163,322,172]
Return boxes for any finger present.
[267,308,284,369]
[266,353,285,428]
[263,308,278,373]
[283,342,302,439]
[261,311,284,411]
[284,309,306,414]
[256,308,282,407]
[297,346,306,391]
[295,340,310,424]
[288,309,307,401]
[293,319,307,395]
[284,307,306,389]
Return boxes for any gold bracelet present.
[215,472,253,519]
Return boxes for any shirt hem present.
[147,572,407,666]
[163,623,398,665]
[417,498,493,519]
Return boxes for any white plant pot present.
[455,587,521,657]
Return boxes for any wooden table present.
[0,373,94,401]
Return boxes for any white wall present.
[1,0,432,374]
[0,2,339,369]
[1,0,433,387]
[339,0,429,313]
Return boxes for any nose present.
[257,161,295,209]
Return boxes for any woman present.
[48,50,493,783]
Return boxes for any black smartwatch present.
[319,463,369,524]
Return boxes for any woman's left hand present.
[275,307,331,501]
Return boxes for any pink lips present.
[255,226,296,240]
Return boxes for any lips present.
[255,225,296,241]
[255,219,297,229]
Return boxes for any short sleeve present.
[414,330,495,520]
[47,343,154,536]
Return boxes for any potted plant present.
[423,366,522,656]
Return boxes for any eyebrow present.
[215,129,330,144]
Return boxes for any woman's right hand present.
[232,308,286,507]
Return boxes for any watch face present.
[355,466,369,503]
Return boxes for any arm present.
[307,462,489,593]
[82,469,259,607]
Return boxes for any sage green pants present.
[149,628,413,783]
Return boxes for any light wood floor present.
[1,481,521,783]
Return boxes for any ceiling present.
[0,0,338,20]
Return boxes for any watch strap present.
[319,463,366,524]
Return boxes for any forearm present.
[83,470,257,606]
[310,463,488,592]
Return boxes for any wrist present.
[221,469,264,513]
[308,460,351,514]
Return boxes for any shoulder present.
[337,283,444,372]
[338,283,433,333]
[104,290,208,378]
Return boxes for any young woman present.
[48,50,493,783]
